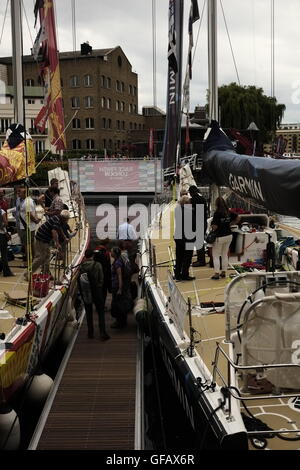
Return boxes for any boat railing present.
[212,343,300,436]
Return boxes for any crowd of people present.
[174,185,240,282]
[79,226,139,342]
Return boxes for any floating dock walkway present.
[29,308,141,450]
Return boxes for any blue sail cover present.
[202,121,300,218]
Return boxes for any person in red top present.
[0,190,9,213]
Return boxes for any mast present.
[11,0,24,125]
[208,0,218,121]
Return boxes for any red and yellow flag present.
[34,0,66,151]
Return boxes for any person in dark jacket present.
[189,185,208,267]
[79,248,110,341]
[94,238,112,307]
[210,197,240,280]
[174,195,195,281]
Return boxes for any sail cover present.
[202,121,300,218]
[0,124,35,185]
[162,0,184,169]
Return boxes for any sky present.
[1,0,300,124]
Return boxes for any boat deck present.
[31,305,138,450]
[148,204,300,450]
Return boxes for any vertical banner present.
[162,0,184,169]
[33,0,66,151]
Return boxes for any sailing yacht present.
[139,0,300,450]
[0,0,89,449]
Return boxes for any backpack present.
[79,262,95,305]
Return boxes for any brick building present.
[0,44,146,154]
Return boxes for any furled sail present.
[202,121,300,218]
[0,124,35,185]
[33,0,66,151]
[162,0,184,169]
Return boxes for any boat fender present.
[133,298,147,323]
[0,404,20,450]
[60,319,78,345]
[26,373,53,406]
[66,296,76,321]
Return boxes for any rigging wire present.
[21,0,34,49]
[219,0,240,86]
[0,0,9,46]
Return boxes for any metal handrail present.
[213,343,300,403]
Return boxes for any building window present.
[100,75,105,87]
[138,124,141,130]
[107,77,111,88]
[84,96,94,108]
[35,140,45,152]
[129,104,132,113]
[122,121,125,130]
[72,139,81,149]
[129,122,133,130]
[117,120,120,130]
[84,74,92,87]
[133,105,137,114]
[27,99,35,104]
[102,118,106,129]
[133,86,137,96]
[134,123,137,130]
[116,100,120,111]
[103,138,106,149]
[71,96,80,108]
[0,119,11,132]
[70,75,80,87]
[129,84,132,95]
[86,139,95,150]
[101,97,106,108]
[107,98,111,110]
[85,118,94,129]
[72,118,81,129]
[107,118,112,129]
[117,140,120,149]
[121,101,125,112]
[25,78,34,86]
[121,82,125,92]
[108,139,112,148]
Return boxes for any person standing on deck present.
[94,238,112,307]
[189,185,208,267]
[44,178,59,209]
[79,249,110,341]
[110,246,132,328]
[27,213,69,279]
[174,195,195,281]
[45,187,64,217]
[19,188,39,263]
[210,197,240,280]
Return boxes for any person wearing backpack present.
[79,249,110,341]
[110,246,132,329]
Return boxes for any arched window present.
[101,97,106,108]
[72,139,81,149]
[107,119,112,129]
[102,118,106,129]
[107,77,111,89]
[116,100,120,111]
[86,139,95,150]
[107,98,111,109]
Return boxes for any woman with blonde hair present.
[210,197,239,280]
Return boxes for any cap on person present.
[189,185,198,194]
[60,210,70,219]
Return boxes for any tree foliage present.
[218,82,286,141]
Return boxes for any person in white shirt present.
[117,218,138,241]
[19,188,40,262]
